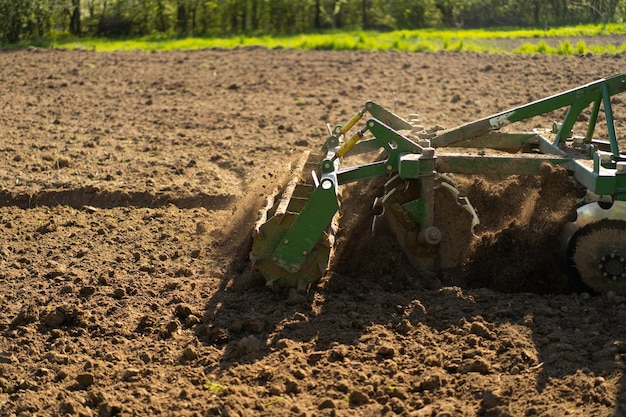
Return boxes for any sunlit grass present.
[42,22,626,55]
[513,38,626,55]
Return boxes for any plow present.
[251,74,626,295]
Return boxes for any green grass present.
[17,22,626,55]
[514,38,626,55]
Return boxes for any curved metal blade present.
[561,200,626,294]
[569,219,626,294]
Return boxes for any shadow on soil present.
[198,177,626,413]
[0,188,234,210]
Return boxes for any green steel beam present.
[434,153,573,175]
[337,161,389,185]
[440,132,538,153]
[587,98,601,140]
[432,73,626,148]
[272,175,339,273]
[602,83,620,156]
[365,101,413,131]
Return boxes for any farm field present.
[1,47,626,416]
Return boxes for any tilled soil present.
[0,47,626,416]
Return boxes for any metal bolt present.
[599,152,611,163]
[284,239,289,244]
[302,250,308,256]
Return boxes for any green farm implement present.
[251,74,626,294]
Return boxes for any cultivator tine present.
[437,175,480,236]
[371,176,400,236]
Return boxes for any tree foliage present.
[1,0,625,43]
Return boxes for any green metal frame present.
[271,173,340,272]
[262,74,626,276]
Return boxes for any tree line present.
[1,0,624,44]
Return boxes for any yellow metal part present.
[335,130,364,159]
[331,107,367,160]
[340,108,366,135]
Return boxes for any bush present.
[96,14,135,38]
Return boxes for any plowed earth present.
[1,47,626,417]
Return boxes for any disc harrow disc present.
[379,176,475,274]
[569,219,626,295]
